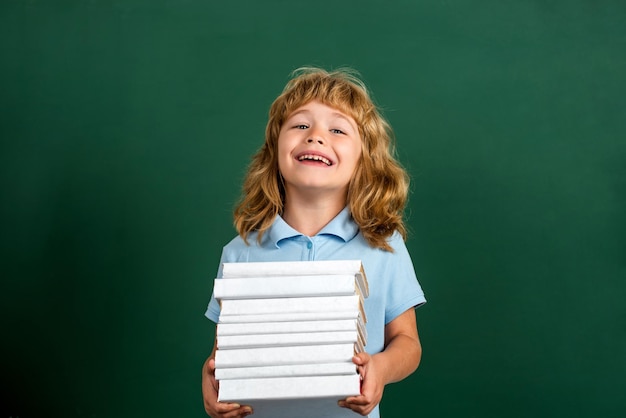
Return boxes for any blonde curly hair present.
[233,67,409,252]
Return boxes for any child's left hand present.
[338,308,422,416]
[338,353,384,416]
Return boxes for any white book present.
[217,330,365,351]
[215,362,357,380]
[218,396,367,418]
[217,318,368,341]
[214,343,360,369]
[217,374,361,402]
[221,259,369,298]
[219,295,366,323]
[213,274,366,300]
[217,310,364,325]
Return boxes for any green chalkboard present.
[1,1,624,417]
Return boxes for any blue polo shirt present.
[205,207,426,418]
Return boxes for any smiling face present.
[277,100,362,201]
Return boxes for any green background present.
[2,1,624,417]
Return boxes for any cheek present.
[276,139,292,171]
[344,142,363,169]
[352,155,363,175]
[276,135,287,157]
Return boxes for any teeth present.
[298,154,331,166]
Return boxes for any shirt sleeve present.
[383,232,427,324]
[205,234,254,323]
[204,249,227,323]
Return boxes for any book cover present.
[217,330,365,351]
[217,310,364,325]
[214,343,360,369]
[217,374,361,402]
[215,362,357,380]
[216,318,367,341]
[221,259,368,298]
[219,295,366,323]
[213,274,366,300]
[217,396,367,418]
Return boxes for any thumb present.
[352,352,371,366]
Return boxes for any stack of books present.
[212,259,369,418]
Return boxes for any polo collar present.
[268,207,359,248]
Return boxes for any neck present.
[282,189,347,237]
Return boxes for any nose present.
[306,130,325,145]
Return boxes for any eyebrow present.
[287,109,357,127]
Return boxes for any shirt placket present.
[305,237,315,261]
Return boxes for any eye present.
[294,124,309,129]
[330,128,345,134]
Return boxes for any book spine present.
[219,295,362,316]
[222,259,363,278]
[213,275,358,300]
[216,319,361,336]
[217,374,362,402]
[215,362,357,380]
[215,343,359,368]
[217,330,360,349]
[217,311,362,324]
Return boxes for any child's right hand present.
[202,356,253,418]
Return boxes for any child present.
[202,67,426,418]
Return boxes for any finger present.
[228,408,253,418]
[352,352,371,365]
[339,398,370,416]
[230,405,253,418]
[215,402,240,412]
[356,364,365,378]
[343,395,369,406]
[216,402,253,417]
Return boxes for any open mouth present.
[297,154,332,166]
